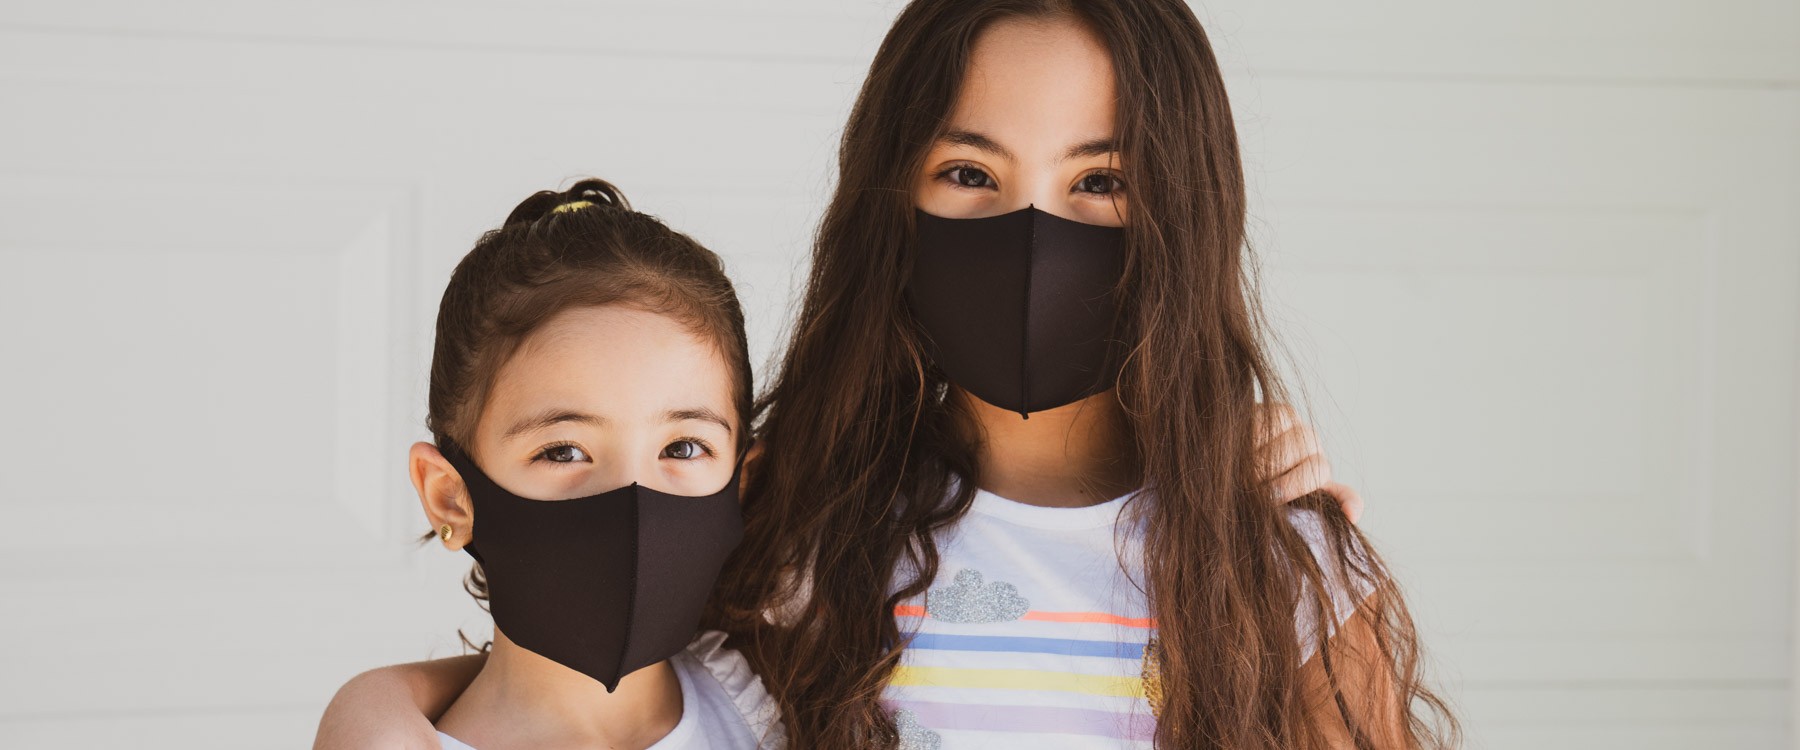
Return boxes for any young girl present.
[319,1,1456,748]
[394,178,782,749]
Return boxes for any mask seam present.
[615,487,641,688]
[1020,207,1035,419]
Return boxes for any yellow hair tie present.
[552,200,596,214]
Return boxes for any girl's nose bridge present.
[1015,178,1095,224]
[1003,164,1067,216]
[589,443,649,492]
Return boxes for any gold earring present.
[439,524,453,543]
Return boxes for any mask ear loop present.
[433,437,488,566]
[734,437,757,475]
[713,436,756,501]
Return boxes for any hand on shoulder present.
[1255,402,1364,523]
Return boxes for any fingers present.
[1254,401,1300,444]
[1269,462,1367,526]
[1257,410,1326,486]
[1321,481,1365,524]
[1268,452,1333,505]
[1258,418,1324,468]
[1255,402,1363,525]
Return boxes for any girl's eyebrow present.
[503,409,606,439]
[940,129,1015,162]
[938,129,1118,163]
[1062,136,1117,162]
[665,407,733,434]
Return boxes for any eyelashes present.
[661,437,718,461]
[1075,172,1126,195]
[931,161,1127,195]
[533,441,589,464]
[527,438,718,466]
[936,163,996,190]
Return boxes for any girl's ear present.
[410,441,474,551]
[739,438,765,497]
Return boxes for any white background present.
[0,1,1795,748]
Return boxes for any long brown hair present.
[708,1,1457,747]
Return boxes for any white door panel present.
[1248,71,1798,749]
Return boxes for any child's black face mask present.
[906,205,1128,418]
[439,439,744,692]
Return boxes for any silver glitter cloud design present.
[925,569,1030,624]
[895,709,943,750]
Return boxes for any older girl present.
[708,3,1453,747]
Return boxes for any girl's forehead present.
[947,18,1117,153]
[522,304,688,352]
[483,305,736,428]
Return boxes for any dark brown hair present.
[707,1,1458,747]
[421,178,753,613]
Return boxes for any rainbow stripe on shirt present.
[886,605,1161,743]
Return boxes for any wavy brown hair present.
[707,0,1457,747]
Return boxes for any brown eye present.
[535,443,590,463]
[947,166,994,189]
[1076,173,1124,195]
[662,440,706,460]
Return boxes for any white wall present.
[1224,4,1799,747]
[0,2,1794,748]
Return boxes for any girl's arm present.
[1298,607,1409,749]
[312,654,487,750]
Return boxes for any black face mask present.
[439,439,744,692]
[906,205,1128,418]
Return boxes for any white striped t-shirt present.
[882,486,1366,750]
